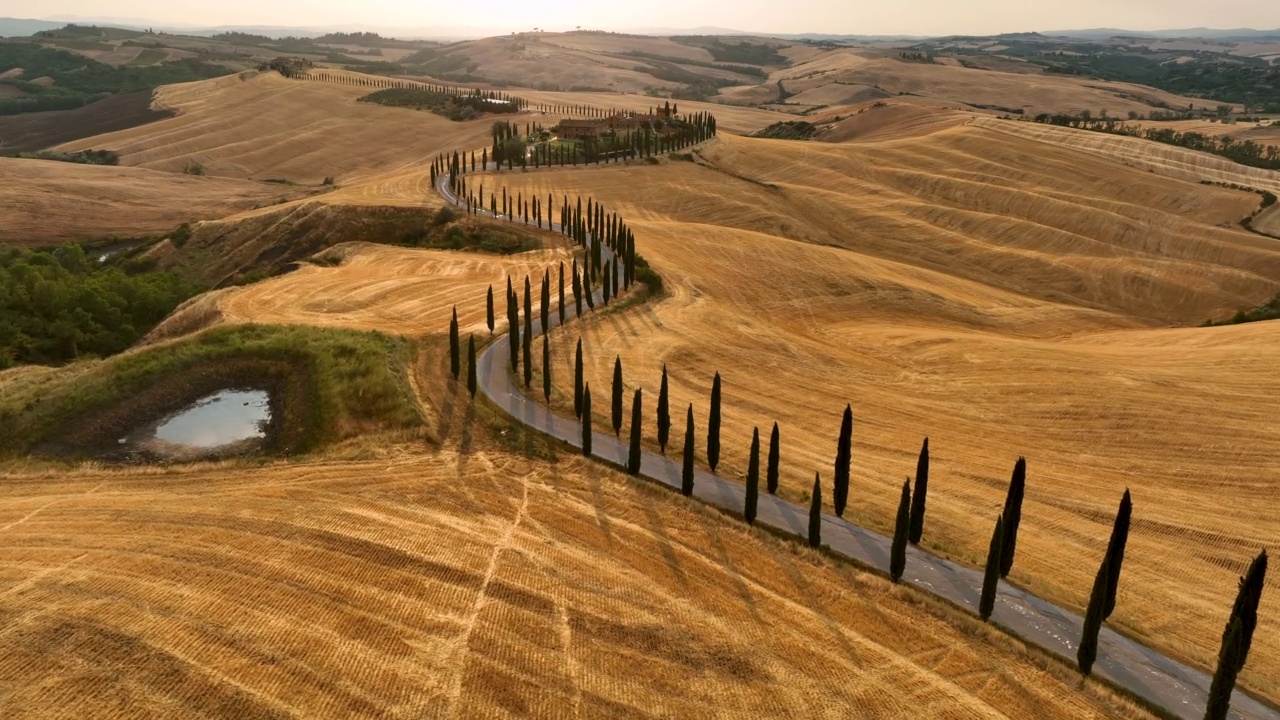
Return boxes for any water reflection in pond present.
[153,389,271,448]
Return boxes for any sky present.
[31,0,1279,36]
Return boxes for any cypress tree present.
[523,319,532,388]
[584,270,594,309]
[541,270,550,331]
[833,405,853,517]
[1206,549,1269,720]
[745,427,760,524]
[1077,550,1111,676]
[573,338,584,419]
[656,364,670,454]
[602,261,611,305]
[891,479,911,582]
[448,306,460,379]
[1102,489,1132,619]
[507,282,518,373]
[611,356,624,436]
[627,388,642,475]
[612,255,619,296]
[681,404,695,497]
[908,437,929,544]
[707,371,721,472]
[766,422,779,494]
[466,335,477,397]
[542,334,551,402]
[979,516,1004,621]
[581,384,592,457]
[571,258,581,307]
[558,261,566,325]
[1206,618,1246,720]
[1225,549,1269,671]
[486,285,494,334]
[1000,457,1027,577]
[808,474,822,548]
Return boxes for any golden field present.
[0,375,1155,718]
[486,126,1280,701]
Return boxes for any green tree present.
[466,335,477,397]
[581,383,592,457]
[834,404,853,517]
[572,259,582,315]
[681,404,695,497]
[558,261,566,325]
[1103,489,1132,619]
[908,437,929,544]
[574,338,584,418]
[745,427,760,524]
[448,306,460,379]
[766,422,779,494]
[523,278,533,387]
[656,364,670,454]
[486,285,494,334]
[979,516,1004,621]
[1206,618,1246,720]
[541,270,550,331]
[506,280,518,373]
[808,474,822,548]
[602,261,612,305]
[707,371,722,472]
[1077,550,1111,675]
[627,388,643,475]
[612,355,624,436]
[999,457,1026,578]
[890,480,911,582]
[542,333,551,402]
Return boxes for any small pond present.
[117,388,272,459]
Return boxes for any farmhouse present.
[557,118,608,140]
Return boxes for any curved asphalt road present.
[437,166,1275,720]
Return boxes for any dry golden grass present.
[215,242,576,337]
[55,72,494,185]
[486,127,1280,702]
[775,51,1221,117]
[0,157,304,244]
[0,414,1156,719]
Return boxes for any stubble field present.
[486,127,1280,701]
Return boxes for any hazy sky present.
[36,0,1278,36]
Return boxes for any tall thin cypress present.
[448,306,460,379]
[1102,489,1132,619]
[681,404,695,497]
[979,516,1004,621]
[466,335,477,397]
[908,437,929,544]
[486,285,494,334]
[744,427,760,525]
[573,338,584,418]
[507,282,518,373]
[581,384,592,457]
[611,356,624,436]
[540,270,550,331]
[707,372,721,472]
[523,279,533,386]
[627,388,642,475]
[602,261,611,305]
[1225,549,1269,671]
[891,479,911,582]
[1206,618,1246,720]
[833,405,853,517]
[542,334,551,402]
[558,261,565,325]
[656,364,670,454]
[1000,457,1027,577]
[766,422,779,494]
[808,474,822,548]
[1077,550,1111,676]
[572,259,582,313]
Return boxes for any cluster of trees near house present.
[437,130,1268,719]
[1030,113,1280,170]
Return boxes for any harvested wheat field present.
[217,242,576,337]
[0,420,1156,718]
[486,126,1280,701]
[55,71,495,184]
[0,157,308,245]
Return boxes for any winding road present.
[436,164,1276,720]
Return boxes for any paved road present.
[437,169,1276,720]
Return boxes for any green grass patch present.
[0,324,421,458]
